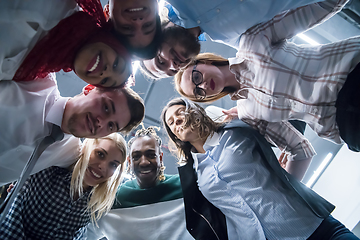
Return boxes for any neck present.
[191,137,207,154]
[138,178,159,189]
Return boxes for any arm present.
[242,118,315,180]
[244,0,349,43]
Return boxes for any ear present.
[104,4,110,20]
[83,84,96,96]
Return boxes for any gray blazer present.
[223,120,335,218]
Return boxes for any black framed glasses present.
[192,64,206,100]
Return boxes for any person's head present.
[70,133,127,223]
[127,126,165,189]
[73,31,133,88]
[161,98,221,160]
[140,23,201,79]
[14,11,133,87]
[62,85,145,138]
[104,0,162,59]
[174,53,236,103]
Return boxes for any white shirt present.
[191,130,323,240]
[0,73,80,185]
[230,0,356,145]
[0,0,78,80]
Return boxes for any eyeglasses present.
[192,64,206,100]
[131,152,158,161]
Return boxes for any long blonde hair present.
[174,52,235,103]
[70,133,126,225]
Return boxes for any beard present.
[162,25,201,58]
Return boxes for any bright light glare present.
[306,153,333,188]
[296,33,320,46]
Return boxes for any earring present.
[158,163,166,182]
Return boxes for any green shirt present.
[112,174,183,209]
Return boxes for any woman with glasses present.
[174,0,360,154]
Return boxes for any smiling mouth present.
[128,7,144,12]
[90,169,101,179]
[140,170,152,174]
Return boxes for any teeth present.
[129,7,144,12]
[91,170,101,178]
[89,55,100,72]
[140,170,151,174]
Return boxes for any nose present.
[198,81,207,89]
[139,155,150,166]
[169,61,180,71]
[100,64,111,77]
[131,17,143,21]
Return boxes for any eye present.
[147,153,157,159]
[157,55,164,65]
[97,150,105,159]
[132,154,141,161]
[101,78,109,86]
[104,104,109,113]
[108,122,114,131]
[113,57,119,69]
[110,162,118,169]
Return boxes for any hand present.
[7,183,14,193]
[278,151,289,169]
[222,107,238,122]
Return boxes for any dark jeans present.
[308,215,359,240]
[335,63,360,152]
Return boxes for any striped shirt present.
[0,167,91,240]
[191,129,323,240]
[229,0,359,156]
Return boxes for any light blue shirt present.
[166,0,323,48]
[191,127,323,240]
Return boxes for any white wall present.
[312,145,360,230]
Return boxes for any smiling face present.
[107,0,158,49]
[129,136,163,189]
[62,89,131,138]
[74,42,131,88]
[142,24,200,78]
[164,105,200,143]
[180,63,226,99]
[83,139,123,188]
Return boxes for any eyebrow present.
[114,160,121,164]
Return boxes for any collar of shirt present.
[45,97,70,127]
[191,132,221,171]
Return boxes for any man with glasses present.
[87,126,193,240]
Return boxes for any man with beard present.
[139,0,326,79]
[0,75,144,186]
[86,127,194,240]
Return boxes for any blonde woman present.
[174,0,360,156]
[0,133,126,239]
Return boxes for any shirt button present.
[197,20,201,24]
[216,8,220,13]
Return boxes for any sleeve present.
[242,118,316,161]
[244,0,349,43]
[0,184,28,239]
